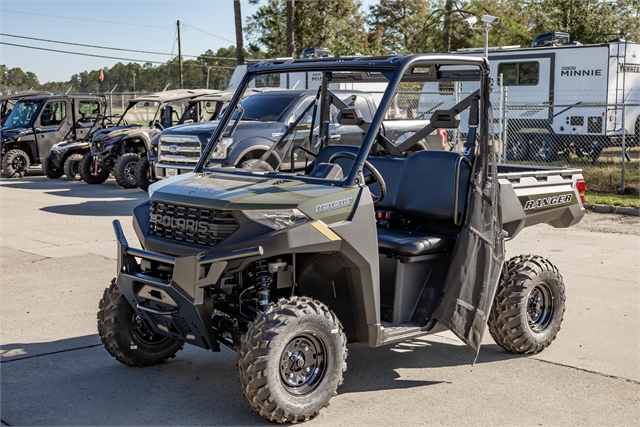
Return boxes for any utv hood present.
[1,128,32,142]
[148,171,359,220]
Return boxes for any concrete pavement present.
[1,175,638,426]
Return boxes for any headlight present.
[243,209,309,230]
[211,137,233,159]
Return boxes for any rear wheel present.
[80,152,109,184]
[97,280,184,367]
[2,149,30,178]
[63,153,84,181]
[42,154,64,179]
[531,135,558,162]
[488,255,565,354]
[505,135,529,161]
[134,156,154,191]
[237,297,347,423]
[114,153,140,189]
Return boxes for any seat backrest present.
[394,151,471,225]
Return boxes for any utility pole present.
[206,66,212,89]
[286,0,295,57]
[234,0,245,65]
[177,20,184,89]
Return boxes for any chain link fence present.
[371,88,639,194]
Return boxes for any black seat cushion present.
[377,227,455,257]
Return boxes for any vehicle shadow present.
[1,176,147,200]
[1,335,518,426]
[40,199,146,217]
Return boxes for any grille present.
[149,201,239,246]
[159,137,201,164]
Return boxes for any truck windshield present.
[232,92,300,122]
[3,100,41,129]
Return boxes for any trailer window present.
[254,73,281,88]
[498,62,539,86]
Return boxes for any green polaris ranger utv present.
[98,55,585,423]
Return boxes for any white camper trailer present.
[419,37,640,161]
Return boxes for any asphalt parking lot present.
[1,173,638,426]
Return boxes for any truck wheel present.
[80,152,110,184]
[42,154,64,179]
[114,153,140,189]
[63,153,84,181]
[505,135,529,161]
[2,149,30,178]
[237,297,347,423]
[488,255,566,355]
[134,156,154,191]
[531,135,558,162]
[239,158,274,171]
[97,280,184,367]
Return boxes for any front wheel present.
[505,135,529,161]
[488,255,566,355]
[80,152,110,184]
[134,156,155,191]
[63,153,84,181]
[237,297,347,423]
[97,280,184,367]
[113,153,140,189]
[2,149,30,178]
[42,154,64,179]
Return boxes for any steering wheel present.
[152,120,164,130]
[328,152,387,203]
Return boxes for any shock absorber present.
[252,260,272,312]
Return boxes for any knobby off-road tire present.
[2,149,30,178]
[63,153,84,181]
[134,156,154,191]
[80,152,109,184]
[237,297,347,423]
[114,153,140,189]
[42,154,64,179]
[239,158,274,171]
[97,279,184,367]
[488,255,566,355]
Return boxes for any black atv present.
[82,89,216,189]
[44,115,115,181]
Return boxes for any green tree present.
[245,0,378,57]
[528,0,640,45]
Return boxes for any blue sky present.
[1,0,382,84]
[0,0,264,83]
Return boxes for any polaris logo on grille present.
[523,194,573,210]
[150,214,215,234]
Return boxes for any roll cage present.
[194,54,490,186]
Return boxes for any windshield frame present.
[194,55,489,187]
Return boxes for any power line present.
[0,42,236,69]
[182,23,236,44]
[0,33,238,61]
[0,9,174,30]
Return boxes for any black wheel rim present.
[71,162,79,175]
[12,156,26,171]
[527,282,555,333]
[132,314,169,345]
[279,332,327,395]
[124,161,137,181]
[534,140,553,160]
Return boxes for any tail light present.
[438,128,447,148]
[609,115,614,122]
[575,179,586,206]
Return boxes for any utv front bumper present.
[112,219,262,352]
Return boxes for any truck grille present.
[159,136,201,164]
[149,201,239,246]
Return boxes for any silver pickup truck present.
[154,89,446,179]
[98,55,585,424]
